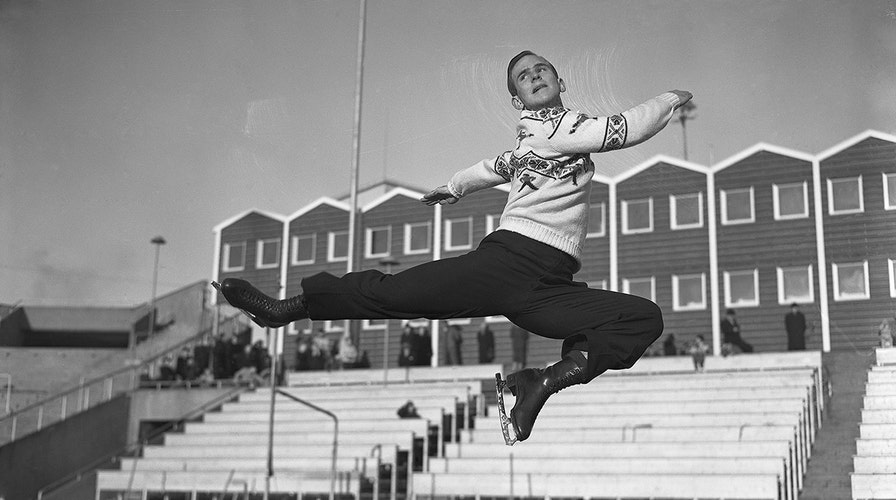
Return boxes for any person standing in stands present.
[478,322,496,364]
[784,303,808,351]
[721,308,753,354]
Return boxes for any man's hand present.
[420,185,459,206]
[670,90,693,109]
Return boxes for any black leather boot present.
[214,278,308,328]
[506,350,588,442]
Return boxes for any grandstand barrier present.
[412,471,781,500]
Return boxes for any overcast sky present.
[1,0,894,307]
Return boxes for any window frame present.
[773,181,810,220]
[222,241,247,272]
[827,176,864,215]
[586,202,607,238]
[883,173,896,211]
[832,261,871,302]
[776,265,815,305]
[445,216,474,251]
[327,230,349,263]
[723,269,760,308]
[669,192,704,230]
[720,186,756,225]
[255,238,281,270]
[672,273,707,311]
[365,225,392,259]
[291,233,316,266]
[622,276,656,302]
[621,197,654,235]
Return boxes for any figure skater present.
[214,50,692,445]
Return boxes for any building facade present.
[212,130,896,368]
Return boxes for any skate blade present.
[494,373,518,446]
[210,281,277,329]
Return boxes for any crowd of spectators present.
[149,331,273,386]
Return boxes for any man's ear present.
[511,96,524,110]
[559,79,566,93]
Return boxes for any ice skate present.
[211,279,308,329]
[495,351,588,445]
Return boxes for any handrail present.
[0,311,246,445]
[35,384,249,500]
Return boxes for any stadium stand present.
[851,347,896,499]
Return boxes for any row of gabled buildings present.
[212,130,896,370]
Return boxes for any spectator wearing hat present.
[721,308,753,355]
[785,303,808,351]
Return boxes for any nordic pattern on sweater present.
[447,92,681,266]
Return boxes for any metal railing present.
[0,312,246,446]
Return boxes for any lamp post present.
[148,236,166,340]
[677,100,697,161]
[379,258,399,383]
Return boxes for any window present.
[774,182,809,220]
[827,176,864,214]
[256,238,281,269]
[486,214,502,234]
[291,234,316,265]
[777,265,814,305]
[721,187,755,225]
[832,261,870,301]
[622,198,653,234]
[670,193,703,230]
[724,269,759,307]
[365,226,391,259]
[890,259,896,298]
[884,173,896,210]
[445,217,473,251]
[586,203,606,237]
[623,276,655,302]
[673,273,706,311]
[485,315,510,323]
[222,241,246,272]
[404,222,431,255]
[589,279,607,290]
[328,231,349,262]
[323,320,344,332]
[363,319,387,330]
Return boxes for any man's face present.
[510,54,563,110]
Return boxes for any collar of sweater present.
[521,106,568,123]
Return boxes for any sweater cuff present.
[658,91,682,110]
[447,181,463,199]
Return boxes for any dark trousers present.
[301,230,663,381]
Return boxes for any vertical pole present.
[264,327,277,500]
[346,0,367,276]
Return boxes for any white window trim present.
[291,234,316,266]
[362,319,387,330]
[832,261,871,301]
[621,198,654,235]
[445,216,474,251]
[889,259,896,298]
[323,320,345,332]
[486,214,502,235]
[222,241,246,272]
[670,193,704,230]
[589,279,608,290]
[622,276,656,302]
[884,173,896,211]
[586,202,607,238]
[403,221,432,255]
[327,231,349,263]
[827,176,865,215]
[720,186,755,225]
[484,315,511,323]
[776,265,815,305]
[365,225,392,259]
[773,181,810,220]
[672,273,707,311]
[445,318,472,326]
[723,269,760,308]
[256,238,281,269]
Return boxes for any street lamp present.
[148,236,166,340]
[379,258,400,383]
[677,100,697,161]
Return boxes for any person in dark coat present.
[785,303,807,351]
[721,308,753,354]
[478,323,495,363]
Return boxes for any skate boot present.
[211,278,308,328]
[495,351,587,445]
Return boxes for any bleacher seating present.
[95,351,823,500]
[851,348,896,499]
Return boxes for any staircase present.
[799,350,874,499]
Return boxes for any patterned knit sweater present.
[447,92,682,266]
